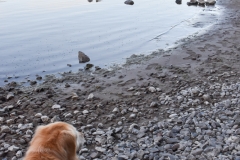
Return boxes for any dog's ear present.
[58,131,77,156]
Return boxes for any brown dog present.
[24,122,85,160]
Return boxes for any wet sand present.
[1,0,240,159]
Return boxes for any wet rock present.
[78,51,90,63]
[30,81,37,85]
[85,63,94,70]
[124,0,134,5]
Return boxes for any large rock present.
[124,0,134,5]
[78,51,90,63]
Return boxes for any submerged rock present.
[78,51,90,63]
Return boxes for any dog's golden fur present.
[24,122,85,160]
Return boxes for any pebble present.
[41,116,49,123]
[16,150,22,158]
[6,92,14,100]
[88,93,94,99]
[1,126,11,133]
[52,104,61,109]
[148,87,156,92]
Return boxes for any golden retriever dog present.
[24,122,85,160]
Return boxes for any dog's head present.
[24,122,85,160]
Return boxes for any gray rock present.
[1,126,11,133]
[78,51,90,63]
[95,146,106,152]
[8,145,19,152]
[191,148,203,156]
[124,0,134,5]
[41,116,49,123]
[7,92,14,100]
[16,150,22,158]
[166,138,179,144]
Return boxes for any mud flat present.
[1,0,240,159]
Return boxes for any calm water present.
[0,0,221,84]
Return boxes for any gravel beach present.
[1,0,240,159]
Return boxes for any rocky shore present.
[1,0,240,159]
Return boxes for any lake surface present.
[0,0,222,84]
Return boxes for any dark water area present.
[0,0,222,85]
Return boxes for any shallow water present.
[0,0,222,84]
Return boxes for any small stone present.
[128,87,134,91]
[202,94,210,100]
[85,63,94,70]
[129,114,136,119]
[148,87,156,92]
[16,150,22,158]
[26,129,33,135]
[41,116,49,123]
[35,113,42,118]
[0,117,4,123]
[124,0,134,5]
[88,93,94,99]
[78,51,90,63]
[51,116,61,123]
[166,138,179,144]
[7,92,14,100]
[150,102,158,107]
[1,125,10,133]
[90,152,100,159]
[172,143,180,151]
[52,104,61,109]
[6,119,14,124]
[8,145,19,152]
[83,110,89,114]
[112,107,119,113]
[72,92,79,100]
[95,146,106,152]
[169,114,178,118]
[191,148,203,155]
[65,83,70,88]
[64,113,73,118]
